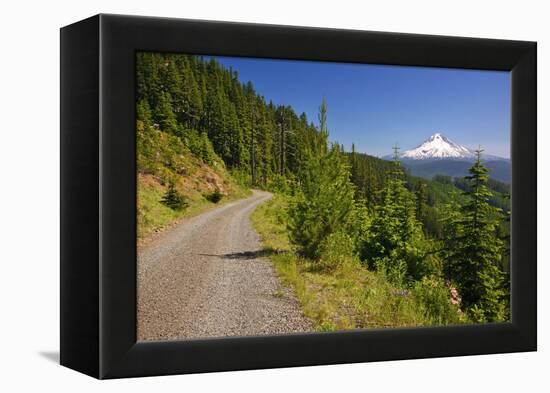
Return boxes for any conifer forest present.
[136,52,510,338]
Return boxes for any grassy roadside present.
[137,173,251,242]
[136,118,253,243]
[251,194,467,332]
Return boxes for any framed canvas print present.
[60,14,536,379]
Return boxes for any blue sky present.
[210,56,511,158]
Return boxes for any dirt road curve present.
[137,190,311,341]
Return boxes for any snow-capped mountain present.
[400,133,475,160]
[381,133,511,183]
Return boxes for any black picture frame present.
[60,14,537,379]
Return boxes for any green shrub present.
[161,184,188,211]
[188,130,220,166]
[319,231,358,270]
[376,257,407,286]
[270,174,291,194]
[412,276,463,325]
[230,168,252,189]
[205,189,223,203]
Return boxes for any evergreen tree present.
[204,89,229,161]
[199,131,218,166]
[161,57,184,115]
[287,102,356,259]
[415,181,428,226]
[161,183,188,211]
[441,148,507,322]
[316,98,329,155]
[350,143,359,190]
[225,102,243,168]
[360,146,426,284]
[258,109,274,186]
[249,99,258,184]
[136,52,163,111]
[156,92,178,135]
[137,99,153,130]
[182,58,203,127]
[288,144,356,259]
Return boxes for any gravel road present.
[137,190,312,341]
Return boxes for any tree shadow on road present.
[199,248,282,261]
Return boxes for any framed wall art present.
[60,14,536,379]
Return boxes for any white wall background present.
[0,0,546,390]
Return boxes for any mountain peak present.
[400,133,475,160]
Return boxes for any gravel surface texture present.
[137,190,312,341]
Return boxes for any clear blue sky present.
[210,56,511,158]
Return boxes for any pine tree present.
[199,131,218,165]
[441,148,507,322]
[360,145,426,284]
[161,57,184,116]
[204,90,229,161]
[350,143,359,190]
[415,181,428,226]
[287,101,356,259]
[259,111,274,187]
[161,183,188,211]
[136,52,163,111]
[316,98,329,155]
[156,92,178,135]
[183,59,203,127]
[250,100,257,184]
[288,144,356,259]
[137,99,153,130]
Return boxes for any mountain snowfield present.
[401,133,476,160]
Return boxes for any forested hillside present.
[137,52,327,185]
[136,52,510,327]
